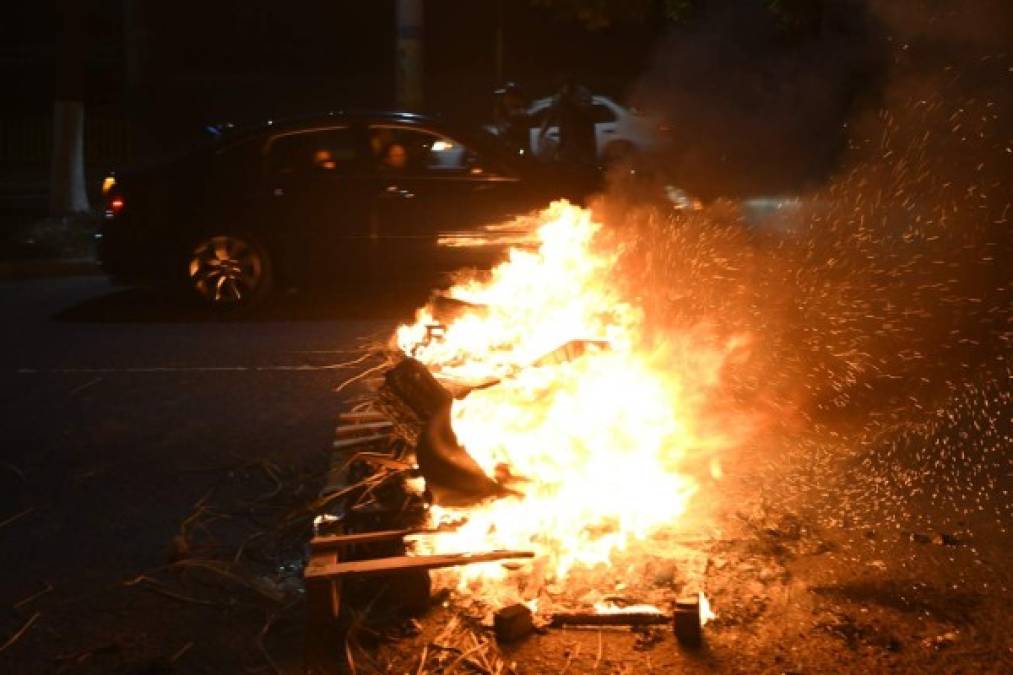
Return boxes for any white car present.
[526,95,671,161]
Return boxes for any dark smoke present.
[600,0,1012,535]
[633,0,887,198]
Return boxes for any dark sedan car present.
[99,112,601,308]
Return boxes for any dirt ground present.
[364,507,1011,674]
[336,414,1013,675]
[1,365,1008,674]
[1,428,1009,675]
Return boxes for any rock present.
[494,604,534,642]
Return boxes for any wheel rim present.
[188,235,263,305]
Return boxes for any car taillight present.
[105,194,125,218]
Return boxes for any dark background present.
[0,2,663,150]
[1,0,890,208]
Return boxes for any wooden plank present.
[310,529,417,550]
[304,547,343,672]
[310,528,442,551]
[304,550,534,580]
[335,421,393,437]
[338,412,389,423]
[550,611,669,627]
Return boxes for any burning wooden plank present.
[310,528,426,551]
[304,550,534,581]
[549,610,669,627]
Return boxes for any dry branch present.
[14,582,53,609]
[124,574,224,607]
[170,641,194,664]
[0,506,35,530]
[0,611,40,654]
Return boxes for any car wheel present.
[187,233,273,310]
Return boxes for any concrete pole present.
[495,0,504,85]
[50,0,90,216]
[395,0,424,110]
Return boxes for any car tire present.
[186,232,273,311]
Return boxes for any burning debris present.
[393,203,744,606]
[305,28,1012,668]
[306,202,739,670]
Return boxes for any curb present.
[0,258,102,281]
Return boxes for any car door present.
[591,98,621,157]
[529,103,559,160]
[365,124,531,273]
[259,125,373,284]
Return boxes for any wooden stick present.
[14,582,53,609]
[0,506,35,530]
[549,611,669,628]
[338,412,389,424]
[0,612,40,654]
[305,550,533,580]
[310,529,419,550]
[336,421,393,437]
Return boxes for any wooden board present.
[305,550,534,580]
[304,547,342,672]
[310,529,419,551]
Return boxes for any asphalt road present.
[1,275,1010,673]
[0,275,433,672]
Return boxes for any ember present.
[394,201,748,609]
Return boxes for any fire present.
[395,201,744,605]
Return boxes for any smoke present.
[598,0,1012,532]
[631,0,886,198]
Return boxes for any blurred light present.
[101,175,117,197]
[105,196,125,219]
[432,140,453,152]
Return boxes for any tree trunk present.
[395,0,424,110]
[50,0,90,217]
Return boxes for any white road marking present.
[16,364,353,374]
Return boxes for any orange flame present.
[396,201,745,605]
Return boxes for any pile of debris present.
[303,354,711,673]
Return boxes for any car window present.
[368,125,472,173]
[267,127,357,175]
[529,101,615,126]
[591,104,617,123]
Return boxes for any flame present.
[396,201,745,605]
[699,592,716,626]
